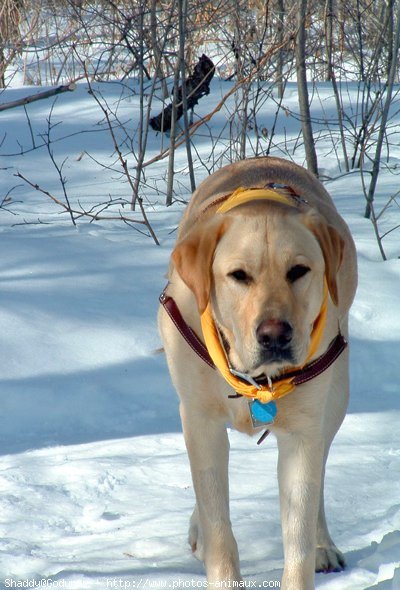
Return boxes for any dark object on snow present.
[149,54,215,132]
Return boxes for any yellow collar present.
[200,284,328,403]
[199,186,328,404]
[216,186,300,214]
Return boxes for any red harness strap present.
[159,289,215,369]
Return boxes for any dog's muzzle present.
[256,319,294,365]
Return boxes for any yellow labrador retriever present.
[158,156,357,590]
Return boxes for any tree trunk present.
[364,0,399,219]
[296,0,318,176]
[325,0,349,171]
[178,0,196,193]
[324,0,333,82]
[150,0,169,99]
[166,61,180,207]
[276,0,285,99]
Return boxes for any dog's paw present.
[188,515,204,561]
[315,544,346,573]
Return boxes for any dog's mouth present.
[228,346,296,382]
[258,346,295,364]
[218,325,297,379]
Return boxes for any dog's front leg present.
[277,430,324,590]
[180,402,241,583]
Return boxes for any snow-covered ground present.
[0,79,400,590]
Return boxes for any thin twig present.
[13,171,151,229]
[81,65,159,245]
[41,100,76,226]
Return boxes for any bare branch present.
[0,82,77,113]
[81,63,159,244]
[14,170,153,229]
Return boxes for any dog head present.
[172,202,343,377]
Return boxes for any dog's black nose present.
[256,319,293,351]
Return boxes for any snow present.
[1,78,400,590]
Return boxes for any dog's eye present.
[287,264,310,283]
[228,269,251,283]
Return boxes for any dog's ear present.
[302,211,344,306]
[172,218,230,314]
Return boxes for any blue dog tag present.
[249,400,277,428]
